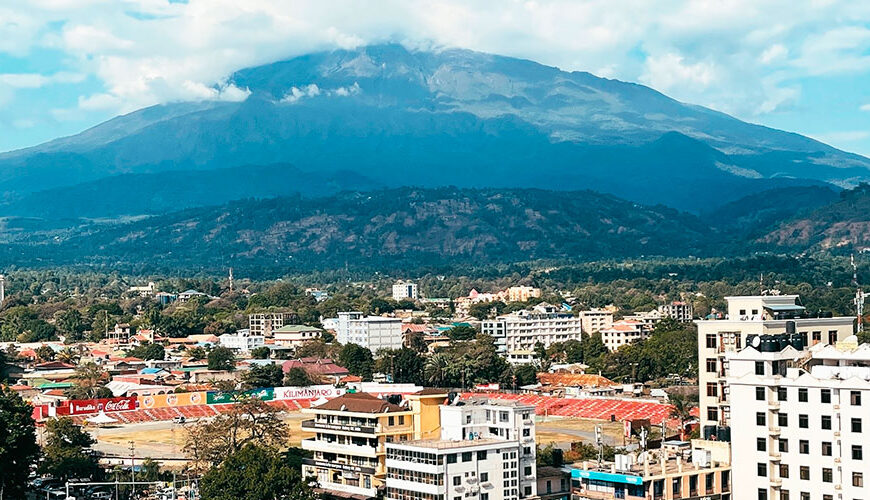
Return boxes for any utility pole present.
[129,441,136,498]
[595,425,603,469]
[853,255,864,333]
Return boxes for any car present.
[172,416,186,424]
[91,492,112,499]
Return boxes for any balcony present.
[318,480,377,498]
[771,478,782,487]
[768,401,780,411]
[302,457,376,476]
[302,419,376,434]
[768,425,781,436]
[302,438,379,457]
[769,451,781,461]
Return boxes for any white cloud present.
[813,130,870,143]
[860,104,870,112]
[759,44,788,65]
[640,53,718,93]
[280,82,361,103]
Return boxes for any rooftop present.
[392,438,505,450]
[313,392,409,414]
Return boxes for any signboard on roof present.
[68,396,138,415]
[572,469,643,485]
[273,385,344,401]
[206,387,274,405]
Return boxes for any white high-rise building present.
[482,304,583,353]
[695,294,854,434]
[728,336,870,500]
[392,281,419,301]
[336,312,403,351]
[386,397,538,500]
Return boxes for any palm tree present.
[71,362,107,399]
[668,393,697,440]
[56,346,80,365]
[424,353,450,387]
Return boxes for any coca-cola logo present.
[104,399,134,412]
[69,397,137,415]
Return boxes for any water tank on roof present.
[789,333,805,351]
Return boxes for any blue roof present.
[140,367,164,374]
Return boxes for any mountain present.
[760,184,870,251]
[1,44,867,215]
[0,187,715,272]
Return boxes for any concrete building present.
[392,281,419,301]
[536,467,571,500]
[728,335,870,500]
[336,312,403,352]
[272,324,322,348]
[127,282,156,297]
[658,301,694,322]
[385,397,538,500]
[599,320,646,352]
[505,286,542,303]
[302,390,447,498]
[577,309,614,333]
[248,312,297,337]
[695,294,855,435]
[218,329,264,352]
[622,310,662,333]
[482,304,583,354]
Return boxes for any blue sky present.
[2,0,870,156]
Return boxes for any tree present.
[187,346,207,361]
[184,397,289,469]
[668,393,697,440]
[0,386,39,499]
[375,348,424,384]
[424,352,450,387]
[513,364,538,387]
[467,301,506,320]
[338,343,374,380]
[56,346,81,365]
[534,342,552,372]
[446,325,477,341]
[200,444,318,500]
[35,344,56,361]
[66,362,110,400]
[284,367,315,387]
[250,346,271,359]
[242,363,284,389]
[127,342,165,361]
[40,417,101,481]
[208,346,236,371]
[56,309,86,342]
[406,331,428,353]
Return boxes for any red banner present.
[68,396,138,415]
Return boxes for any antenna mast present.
[228,267,234,294]
[853,255,864,333]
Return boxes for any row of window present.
[753,385,864,405]
[755,412,863,432]
[760,490,844,500]
[757,463,863,486]
[757,437,863,458]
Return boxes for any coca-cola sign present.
[68,396,138,415]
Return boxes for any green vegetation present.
[40,417,102,481]
[199,444,318,500]
[127,342,165,361]
[208,347,236,371]
[339,343,374,380]
[0,386,39,498]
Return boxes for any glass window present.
[779,438,788,453]
[706,358,717,373]
[853,418,863,433]
[757,412,766,426]
[757,437,767,451]
[756,387,766,401]
[706,334,717,349]
[822,442,832,456]
[799,440,809,454]
[798,414,808,428]
[799,466,809,480]
[707,383,718,397]
[777,387,787,401]
[757,488,767,500]
[853,445,863,460]
[755,362,765,375]
[798,388,808,402]
[821,415,831,430]
[757,463,767,477]
[707,407,718,422]
[854,472,864,487]
[779,464,789,478]
[820,389,831,403]
[822,468,832,483]
[852,391,862,406]
[778,413,788,427]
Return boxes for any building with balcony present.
[482,304,583,354]
[336,312,403,351]
[657,301,693,322]
[248,312,298,337]
[301,390,448,498]
[385,397,538,500]
[728,336,870,500]
[272,324,322,348]
[577,309,614,333]
[599,320,647,352]
[570,441,731,500]
[392,281,419,301]
[695,294,855,437]
[218,329,264,352]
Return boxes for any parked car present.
[172,416,186,424]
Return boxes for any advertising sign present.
[572,469,643,485]
[69,396,138,415]
[206,387,274,405]
[273,385,345,401]
[139,391,206,409]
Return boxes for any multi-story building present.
[385,397,538,500]
[392,281,419,301]
[272,324,322,348]
[302,390,447,498]
[577,309,614,333]
[218,329,264,352]
[570,441,732,500]
[728,335,870,500]
[695,294,854,435]
[599,320,646,352]
[336,312,403,351]
[248,312,298,337]
[482,304,583,353]
[505,286,542,303]
[622,310,662,333]
[658,301,694,322]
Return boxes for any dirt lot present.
[536,416,624,446]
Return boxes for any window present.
[388,416,395,426]
[524,466,532,476]
[477,450,487,460]
[757,437,767,451]
[756,387,766,401]
[778,413,788,427]
[852,391,862,406]
[798,414,808,429]
[706,358,717,373]
[821,415,831,430]
[706,334,717,349]
[739,309,746,315]
[777,387,788,401]
[462,452,472,462]
[757,412,767,426]
[799,466,809,480]
[779,464,789,478]
[522,428,530,437]
[453,477,461,486]
[757,463,767,477]
[822,468,832,483]
[707,383,719,397]
[821,389,831,403]
[755,362,765,375]
[399,416,405,425]
[481,494,489,500]
[822,441,832,456]
[799,440,809,454]
[853,445,863,460]
[853,418,863,433]
[798,388,808,402]
[672,478,682,496]
[800,493,809,500]
[447,454,457,464]
[781,491,789,500]
[854,472,864,487]
[812,331,821,343]
[758,489,767,500]
[481,473,488,482]
[707,407,719,422]
[779,438,788,453]
[524,486,531,497]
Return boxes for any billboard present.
[68,396,138,415]
[273,385,345,401]
[206,387,274,405]
[138,391,207,409]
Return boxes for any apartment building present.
[218,329,264,352]
[658,301,694,322]
[482,304,583,353]
[577,309,614,333]
[385,397,538,500]
[336,312,403,351]
[505,286,542,303]
[728,336,870,500]
[599,320,647,352]
[272,324,322,348]
[248,312,297,337]
[393,281,419,301]
[695,294,854,434]
[302,390,447,498]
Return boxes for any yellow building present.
[302,390,447,498]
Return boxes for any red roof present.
[282,358,349,376]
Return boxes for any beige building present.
[695,294,855,435]
[505,286,542,303]
[577,309,614,333]
[248,312,296,337]
[301,390,447,498]
[599,320,646,352]
[272,324,322,347]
